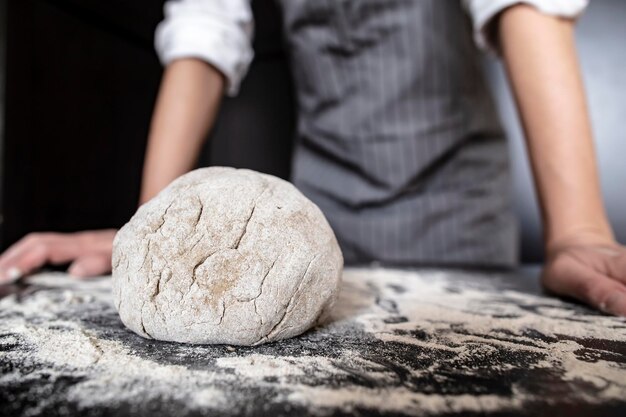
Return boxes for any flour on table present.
[1,268,625,417]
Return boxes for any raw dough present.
[112,167,343,345]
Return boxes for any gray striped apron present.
[277,0,518,268]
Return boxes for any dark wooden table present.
[1,267,625,417]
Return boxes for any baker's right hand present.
[0,229,117,284]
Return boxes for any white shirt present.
[155,0,588,96]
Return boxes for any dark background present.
[0,0,295,251]
[1,0,625,263]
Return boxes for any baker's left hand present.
[542,235,626,317]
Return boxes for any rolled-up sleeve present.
[462,0,589,52]
[155,0,254,96]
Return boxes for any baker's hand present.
[0,229,117,284]
[542,236,626,316]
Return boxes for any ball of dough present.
[112,167,343,345]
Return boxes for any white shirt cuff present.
[463,0,589,52]
[154,1,254,96]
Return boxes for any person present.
[1,0,625,316]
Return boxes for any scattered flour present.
[1,268,625,416]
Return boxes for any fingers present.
[73,229,118,253]
[599,249,626,286]
[0,233,81,284]
[543,258,626,316]
[0,266,23,285]
[0,233,49,268]
[0,233,77,266]
[581,271,626,316]
[0,230,118,284]
[69,253,113,278]
[599,290,626,317]
[0,242,49,284]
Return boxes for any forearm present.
[498,5,613,250]
[140,58,225,204]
